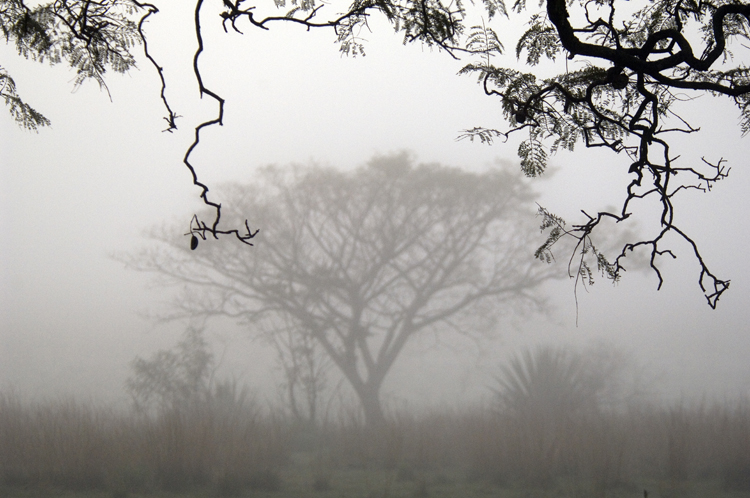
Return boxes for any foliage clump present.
[1,0,143,129]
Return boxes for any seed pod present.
[612,73,629,90]
[191,235,199,250]
[515,110,527,124]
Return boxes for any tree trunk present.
[353,381,386,429]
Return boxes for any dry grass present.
[0,391,289,495]
[1,391,749,497]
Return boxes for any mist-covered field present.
[2,384,749,498]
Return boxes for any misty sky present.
[1,2,749,408]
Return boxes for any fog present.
[2,1,749,416]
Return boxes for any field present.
[1,391,749,498]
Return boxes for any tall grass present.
[1,390,748,495]
[0,389,290,494]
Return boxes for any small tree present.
[126,326,214,412]
[269,315,332,427]
[126,153,556,427]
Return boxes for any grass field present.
[1,391,749,498]
[2,467,750,498]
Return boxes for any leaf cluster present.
[1,0,144,127]
[515,14,559,65]
[0,65,51,129]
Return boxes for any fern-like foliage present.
[465,22,503,59]
[456,126,507,144]
[516,14,559,65]
[536,205,620,316]
[1,0,144,127]
[518,137,547,177]
[534,206,566,264]
[49,0,142,94]
[0,66,51,130]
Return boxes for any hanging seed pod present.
[607,67,628,90]
[612,72,629,90]
[191,235,199,250]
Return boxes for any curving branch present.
[132,1,180,132]
[182,0,260,249]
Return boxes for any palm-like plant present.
[493,346,601,420]
[492,346,614,486]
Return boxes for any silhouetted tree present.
[125,153,555,427]
[5,0,748,304]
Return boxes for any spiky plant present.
[492,346,611,486]
[493,346,600,419]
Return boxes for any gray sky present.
[1,2,749,407]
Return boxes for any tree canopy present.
[125,155,555,426]
[4,0,749,306]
